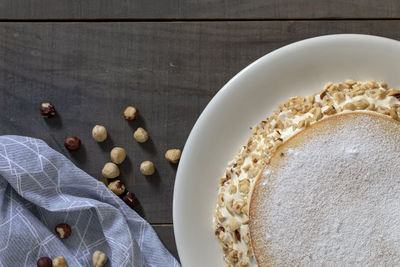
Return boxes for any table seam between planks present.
[1,18,400,22]
[1,0,400,20]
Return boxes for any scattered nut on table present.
[92,251,107,267]
[92,125,107,142]
[140,161,155,176]
[37,257,52,267]
[123,192,139,208]
[64,136,81,151]
[123,106,138,120]
[39,102,56,118]
[102,162,120,179]
[55,223,72,239]
[53,256,68,267]
[133,127,149,143]
[165,149,181,164]
[110,147,126,164]
[108,180,126,195]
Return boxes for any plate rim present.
[172,33,400,266]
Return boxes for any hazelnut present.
[92,251,107,267]
[108,180,125,195]
[40,102,56,118]
[165,149,181,164]
[101,162,120,179]
[37,257,52,267]
[343,102,356,111]
[64,136,81,151]
[140,161,155,176]
[227,218,241,231]
[53,256,67,267]
[92,125,107,142]
[133,127,149,143]
[123,106,138,120]
[238,179,250,194]
[55,223,71,239]
[110,147,126,164]
[123,192,139,208]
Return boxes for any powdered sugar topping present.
[251,113,400,266]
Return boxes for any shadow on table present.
[44,112,63,129]
[141,138,157,154]
[127,114,147,129]
[120,152,133,174]
[98,135,115,152]
[133,201,146,218]
[145,169,161,186]
[69,142,87,164]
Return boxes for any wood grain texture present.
[0,1,400,20]
[1,20,400,259]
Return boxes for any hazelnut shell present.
[39,103,56,118]
[55,223,72,239]
[37,257,52,267]
[123,192,139,208]
[64,136,81,151]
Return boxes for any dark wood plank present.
[153,225,179,261]
[0,1,400,20]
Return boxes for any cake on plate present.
[213,80,400,266]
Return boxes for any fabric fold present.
[0,135,180,267]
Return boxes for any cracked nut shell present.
[37,257,52,267]
[64,136,81,151]
[108,180,125,195]
[55,223,72,239]
[123,192,139,208]
[40,102,56,118]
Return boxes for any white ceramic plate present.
[173,34,400,267]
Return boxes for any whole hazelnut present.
[140,161,155,176]
[55,223,72,239]
[53,256,67,267]
[64,136,81,151]
[37,257,52,267]
[165,149,181,164]
[133,127,149,143]
[123,106,138,120]
[102,162,120,179]
[110,147,126,164]
[92,251,107,267]
[123,192,139,208]
[40,102,56,118]
[108,180,125,195]
[92,125,107,142]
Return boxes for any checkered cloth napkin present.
[0,135,180,267]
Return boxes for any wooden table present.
[1,1,399,261]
